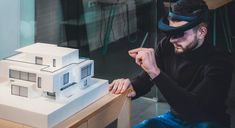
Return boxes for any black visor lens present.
[170,31,185,38]
[158,11,202,35]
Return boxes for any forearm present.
[131,72,154,99]
[152,72,201,116]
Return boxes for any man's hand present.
[109,78,136,98]
[128,48,160,79]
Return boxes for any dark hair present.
[172,0,208,15]
[170,0,210,40]
[171,0,209,23]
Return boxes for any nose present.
[170,36,179,44]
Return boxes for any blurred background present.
[0,0,234,127]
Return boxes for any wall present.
[0,0,20,59]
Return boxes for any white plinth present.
[0,78,108,128]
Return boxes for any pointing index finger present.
[128,48,152,58]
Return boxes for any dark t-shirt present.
[131,36,233,127]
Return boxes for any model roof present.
[16,43,78,57]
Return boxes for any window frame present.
[35,56,43,65]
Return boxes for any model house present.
[0,43,94,100]
[0,43,109,127]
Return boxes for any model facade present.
[1,43,95,100]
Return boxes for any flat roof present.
[16,43,78,57]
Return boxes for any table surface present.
[0,92,130,128]
[204,0,233,10]
[164,0,233,10]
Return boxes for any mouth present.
[173,44,182,49]
[176,46,182,49]
[173,44,184,53]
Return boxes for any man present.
[109,0,233,127]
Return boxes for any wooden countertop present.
[204,0,233,10]
[164,0,233,10]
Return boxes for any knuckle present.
[117,88,122,91]
[113,84,118,88]
[149,48,154,51]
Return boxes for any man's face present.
[169,20,200,54]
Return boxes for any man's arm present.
[128,44,233,119]
[128,39,165,99]
[131,71,154,99]
[109,37,165,98]
[152,58,233,118]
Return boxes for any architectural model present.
[0,43,109,128]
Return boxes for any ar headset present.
[158,8,209,38]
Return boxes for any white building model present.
[0,43,109,128]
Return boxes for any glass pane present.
[35,0,90,57]
[81,64,92,79]
[20,71,28,81]
[11,85,20,96]
[0,0,20,59]
[88,64,91,76]
[35,57,43,65]
[0,0,35,59]
[81,66,88,79]
[20,0,35,47]
[53,59,56,67]
[37,77,42,88]
[20,86,28,97]
[63,73,69,85]
[29,73,36,82]
[10,70,20,79]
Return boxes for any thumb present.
[128,51,137,59]
[127,90,136,98]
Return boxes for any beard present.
[174,38,199,55]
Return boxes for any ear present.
[197,25,207,39]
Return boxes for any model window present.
[63,73,69,85]
[53,59,56,67]
[47,92,55,97]
[20,71,28,81]
[81,64,91,79]
[35,56,43,65]
[38,77,42,88]
[28,73,36,82]
[11,85,28,97]
[19,86,28,97]
[11,85,20,96]
[84,79,87,86]
[9,69,20,79]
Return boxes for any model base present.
[0,78,108,128]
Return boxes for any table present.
[163,0,232,9]
[204,0,232,10]
[0,92,131,128]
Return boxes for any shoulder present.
[205,48,233,73]
[208,48,231,63]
